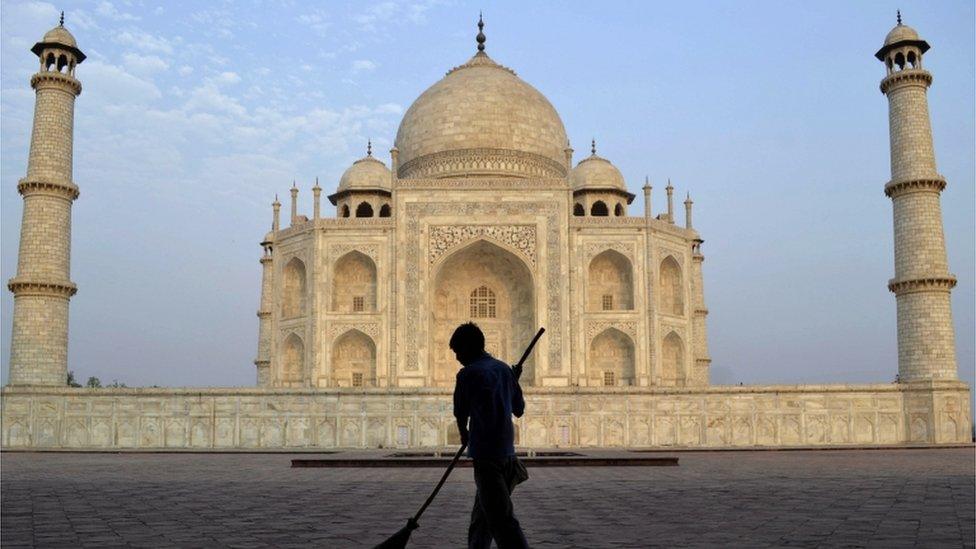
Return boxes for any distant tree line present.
[66,371,127,388]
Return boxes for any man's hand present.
[512,363,523,381]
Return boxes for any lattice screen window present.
[353,296,365,312]
[603,371,615,386]
[352,372,364,387]
[469,286,497,318]
[602,294,613,310]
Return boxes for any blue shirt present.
[453,353,525,460]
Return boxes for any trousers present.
[468,456,529,549]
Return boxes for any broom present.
[373,327,546,549]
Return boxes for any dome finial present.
[896,9,902,25]
[591,138,596,156]
[367,139,372,156]
[60,10,64,27]
[476,12,486,52]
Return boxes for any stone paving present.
[1,448,973,548]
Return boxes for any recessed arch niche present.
[430,239,535,387]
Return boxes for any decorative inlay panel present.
[586,321,638,339]
[429,225,536,266]
[327,323,380,340]
[584,242,634,262]
[398,148,567,180]
[330,244,379,262]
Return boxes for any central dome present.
[394,51,569,179]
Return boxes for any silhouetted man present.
[451,322,529,549]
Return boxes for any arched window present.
[614,203,625,216]
[894,52,905,70]
[281,257,306,318]
[591,201,609,216]
[660,332,684,387]
[589,328,635,387]
[333,251,377,312]
[57,54,68,73]
[379,204,391,217]
[659,255,683,315]
[587,250,634,310]
[573,203,585,217]
[340,204,350,218]
[355,202,373,217]
[281,333,304,385]
[469,286,496,318]
[907,51,917,68]
[45,53,55,71]
[332,330,376,387]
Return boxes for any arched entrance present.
[430,239,535,387]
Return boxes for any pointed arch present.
[614,203,625,216]
[591,200,608,216]
[573,203,585,217]
[431,239,535,387]
[589,328,635,386]
[340,204,350,218]
[659,255,683,315]
[281,257,307,318]
[588,249,634,311]
[378,204,391,217]
[355,201,373,217]
[281,333,304,385]
[333,251,377,312]
[660,331,684,387]
[331,329,376,387]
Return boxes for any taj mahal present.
[1,14,970,450]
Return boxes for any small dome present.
[42,25,78,48]
[338,154,391,192]
[570,153,626,191]
[884,24,920,47]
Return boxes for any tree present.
[86,376,102,388]
[66,371,81,387]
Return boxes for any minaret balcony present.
[30,70,82,95]
[880,68,932,94]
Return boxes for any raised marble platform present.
[1,381,970,450]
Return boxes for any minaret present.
[254,212,274,387]
[684,192,693,229]
[642,177,652,220]
[289,182,298,225]
[665,179,674,223]
[7,16,85,386]
[690,238,710,385]
[876,14,957,381]
[312,177,322,220]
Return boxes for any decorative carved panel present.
[429,225,536,266]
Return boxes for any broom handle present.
[512,327,545,380]
[413,443,467,522]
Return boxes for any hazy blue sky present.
[1,1,973,395]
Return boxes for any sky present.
[1,0,973,395]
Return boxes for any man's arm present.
[453,369,470,446]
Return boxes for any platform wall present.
[1,382,970,450]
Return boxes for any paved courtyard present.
[1,447,973,548]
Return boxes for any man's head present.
[449,322,485,366]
